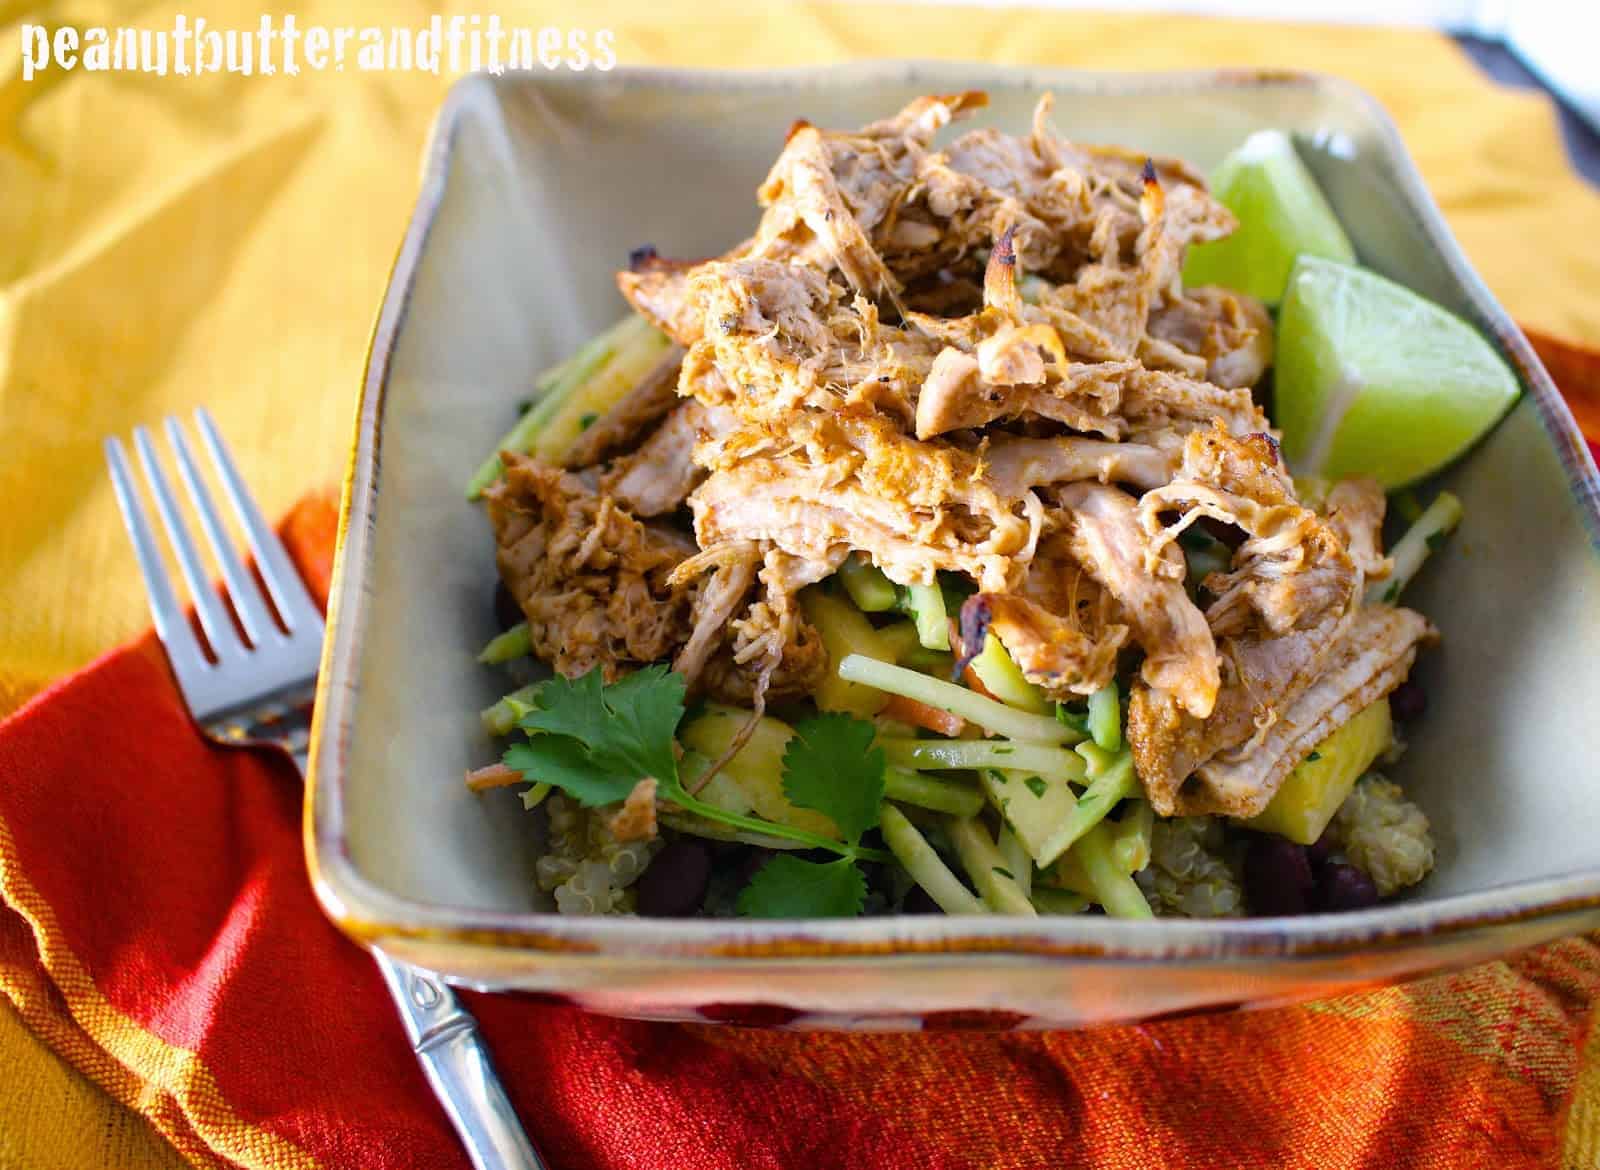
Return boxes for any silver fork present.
[105,408,545,1170]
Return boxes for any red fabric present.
[2,340,1600,1168]
[1527,328,1600,469]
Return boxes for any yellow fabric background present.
[2,3,1598,1166]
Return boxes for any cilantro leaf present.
[503,737,638,807]
[781,713,885,844]
[600,665,686,786]
[736,855,867,918]
[517,670,612,751]
[517,665,684,789]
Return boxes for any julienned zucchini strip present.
[1033,749,1138,869]
[465,315,667,499]
[947,815,1036,915]
[883,768,985,818]
[1366,491,1462,604]
[880,804,987,915]
[880,738,1086,782]
[1068,820,1154,919]
[838,654,1074,744]
[477,623,531,664]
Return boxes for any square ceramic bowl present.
[308,63,1600,1030]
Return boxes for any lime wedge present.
[1182,130,1355,303]
[1276,256,1520,488]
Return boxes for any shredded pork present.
[485,454,696,680]
[487,92,1437,827]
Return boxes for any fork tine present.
[165,416,281,648]
[104,437,212,682]
[132,427,246,662]
[193,408,323,636]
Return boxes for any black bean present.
[493,581,522,631]
[1305,827,1336,869]
[637,840,712,917]
[1244,835,1314,916]
[1317,862,1380,912]
[1389,681,1427,722]
[736,848,773,886]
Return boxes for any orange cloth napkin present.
[0,366,1595,1169]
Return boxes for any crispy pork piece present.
[485,453,696,680]
[619,92,1234,366]
[752,122,904,304]
[1133,606,1434,818]
[1126,434,1408,817]
[966,593,1126,699]
[756,93,990,300]
[914,349,1136,440]
[1121,423,1384,805]
[1322,477,1393,583]
[907,93,1228,287]
[696,549,834,705]
[671,544,760,689]
[981,435,1174,496]
[914,352,1265,442]
[1140,423,1359,639]
[909,236,1265,441]
[668,545,832,705]
[1040,164,1234,355]
[915,347,1139,444]
[689,412,1042,594]
[617,250,716,347]
[607,778,659,843]
[618,93,987,338]
[1055,482,1219,718]
[961,531,1130,699]
[1127,602,1353,814]
[682,258,939,430]
[1118,369,1270,439]
[599,400,728,517]
[563,347,685,469]
[1145,286,1275,389]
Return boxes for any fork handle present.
[286,750,544,1170]
[371,950,547,1170]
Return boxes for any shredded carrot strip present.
[881,694,965,737]
[465,763,524,792]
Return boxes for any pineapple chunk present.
[968,633,1052,714]
[1245,699,1394,845]
[678,706,840,838]
[799,589,891,717]
[981,768,1079,863]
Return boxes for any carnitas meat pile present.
[484,92,1435,821]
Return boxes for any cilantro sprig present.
[734,713,888,918]
[505,668,682,806]
[780,713,885,843]
[502,669,892,917]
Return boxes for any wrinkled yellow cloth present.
[2,3,1599,1167]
